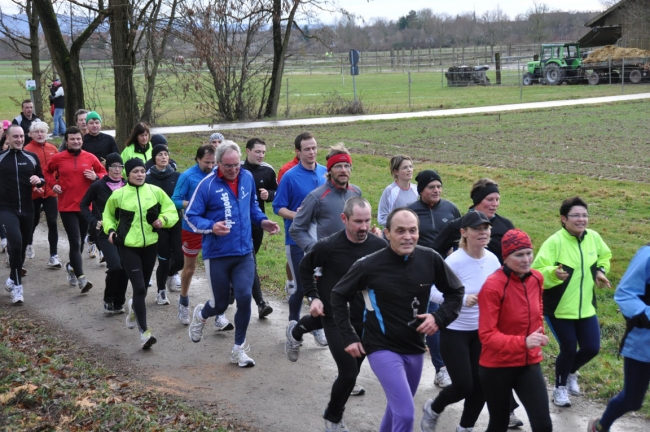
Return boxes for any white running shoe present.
[140,329,157,349]
[567,372,581,396]
[553,386,571,407]
[78,275,93,293]
[156,290,170,305]
[230,342,255,368]
[189,304,206,342]
[98,250,105,264]
[126,299,137,329]
[214,314,234,331]
[47,255,62,269]
[85,236,97,258]
[65,262,77,286]
[420,398,440,432]
[324,417,349,432]
[284,280,296,301]
[12,285,24,304]
[165,276,175,292]
[25,245,35,259]
[311,329,328,346]
[284,320,301,362]
[174,273,181,289]
[508,411,524,428]
[177,299,190,325]
[434,366,452,388]
[350,384,365,396]
[5,278,15,293]
[1,238,6,253]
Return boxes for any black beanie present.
[150,134,167,146]
[151,144,169,161]
[415,170,443,194]
[104,152,123,169]
[125,158,146,177]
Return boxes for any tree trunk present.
[109,0,140,150]
[27,0,43,120]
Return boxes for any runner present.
[276,151,300,299]
[12,99,40,145]
[209,132,224,148]
[121,122,153,169]
[377,155,417,227]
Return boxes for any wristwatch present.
[597,267,606,274]
[307,296,316,305]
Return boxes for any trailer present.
[581,58,650,85]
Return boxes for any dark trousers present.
[287,244,305,321]
[96,235,128,308]
[60,211,88,277]
[432,329,484,428]
[425,302,445,371]
[0,210,32,286]
[479,364,552,432]
[322,316,365,424]
[600,356,650,429]
[119,244,158,331]
[251,225,265,305]
[155,223,184,292]
[29,196,58,256]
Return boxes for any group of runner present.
[1,110,648,432]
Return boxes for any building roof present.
[578,25,623,47]
[585,0,629,27]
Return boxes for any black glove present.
[628,312,650,329]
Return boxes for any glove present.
[628,312,650,329]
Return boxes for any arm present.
[265,169,277,202]
[272,178,290,217]
[171,173,190,210]
[184,181,215,234]
[432,219,459,257]
[331,259,368,347]
[614,246,650,321]
[289,194,318,252]
[32,155,45,188]
[102,193,119,235]
[80,183,100,226]
[92,154,107,179]
[249,188,268,227]
[299,240,329,300]
[44,156,59,190]
[157,188,180,228]
[595,231,612,273]
[429,254,464,328]
[377,187,391,227]
[531,235,564,288]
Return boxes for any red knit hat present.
[501,229,532,260]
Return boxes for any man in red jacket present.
[44,126,106,293]
[24,121,61,268]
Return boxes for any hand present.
[595,271,611,288]
[261,219,280,234]
[151,219,163,229]
[212,221,231,236]
[416,313,439,336]
[108,232,116,245]
[465,294,478,307]
[555,264,569,281]
[526,327,549,349]
[83,168,97,181]
[29,175,41,185]
[96,221,103,231]
[259,188,268,201]
[369,225,382,237]
[309,298,325,317]
[34,187,44,194]
[344,342,366,358]
[52,185,62,194]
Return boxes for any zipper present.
[523,276,531,364]
[14,152,21,213]
[578,238,584,319]
[136,186,147,246]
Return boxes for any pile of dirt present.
[583,45,650,63]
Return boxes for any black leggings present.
[60,211,88,277]
[432,329,484,428]
[479,364,552,432]
[119,244,157,331]
[96,235,128,308]
[251,225,265,305]
[322,317,365,424]
[0,209,32,285]
[155,223,184,292]
[29,196,58,256]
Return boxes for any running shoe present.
[11,285,24,304]
[508,412,524,429]
[126,299,137,329]
[420,399,440,432]
[587,418,602,432]
[174,273,181,290]
[553,386,571,407]
[140,329,157,349]
[166,276,175,292]
[324,417,349,432]
[189,304,206,342]
[311,329,328,347]
[567,372,581,395]
[5,278,15,293]
[65,262,77,286]
[47,254,62,269]
[85,236,97,258]
[25,245,35,259]
[214,314,234,331]
[434,366,452,388]
[113,303,125,314]
[156,290,170,305]
[350,384,365,396]
[21,267,26,277]
[284,280,296,301]
[1,238,6,253]
[177,299,190,325]
[230,342,255,368]
[284,320,301,362]
[78,275,93,293]
[98,250,105,264]
[258,301,273,318]
[104,302,115,315]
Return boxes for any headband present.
[327,153,352,171]
[471,184,500,207]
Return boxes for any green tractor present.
[523,43,585,85]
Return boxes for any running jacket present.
[82,133,119,161]
[185,168,267,259]
[121,143,152,171]
[290,180,362,252]
[331,245,464,355]
[12,113,40,145]
[0,148,44,213]
[478,266,545,368]
[171,164,210,231]
[277,156,299,183]
[44,149,107,212]
[242,159,277,213]
[615,245,650,363]
[80,176,126,236]
[532,228,612,319]
[24,141,58,199]
[407,199,461,248]
[377,182,418,226]
[103,182,178,248]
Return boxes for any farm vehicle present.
[522,43,650,86]
[445,65,491,87]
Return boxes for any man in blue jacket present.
[185,141,280,368]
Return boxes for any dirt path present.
[4,226,649,431]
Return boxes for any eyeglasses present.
[331,163,352,171]
[220,162,240,169]
[567,214,588,219]
[110,164,124,169]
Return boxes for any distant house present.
[579,0,650,49]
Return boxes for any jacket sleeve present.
[594,231,612,273]
[614,246,650,320]
[80,183,99,226]
[102,193,119,235]
[299,240,330,300]
[184,179,214,234]
[32,154,45,187]
[110,137,119,155]
[44,155,59,189]
[156,187,180,228]
[377,186,391,227]
[478,276,527,356]
[266,169,277,202]
[331,259,367,347]
[272,177,290,215]
[432,219,458,258]
[92,154,107,179]
[430,253,464,328]
[531,234,563,288]
[289,193,318,252]
[171,173,189,209]
[249,185,268,227]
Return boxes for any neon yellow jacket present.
[102,182,178,248]
[532,228,611,319]
[120,142,152,176]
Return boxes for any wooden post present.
[495,52,501,85]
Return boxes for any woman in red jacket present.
[477,229,552,432]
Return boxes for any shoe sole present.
[47,264,62,269]
[189,305,205,342]
[350,388,365,396]
[80,282,93,294]
[12,298,24,304]
[237,361,255,368]
[553,400,571,407]
[215,323,234,331]
[259,305,273,318]
[142,335,157,349]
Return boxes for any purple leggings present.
[368,350,424,432]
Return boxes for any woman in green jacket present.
[532,196,612,408]
[103,158,179,349]
[120,122,152,175]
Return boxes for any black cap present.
[150,134,168,146]
[125,158,146,177]
[151,144,169,161]
[461,210,491,228]
[415,170,442,194]
[104,152,123,169]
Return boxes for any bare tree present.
[527,1,550,44]
[481,6,509,58]
[432,13,451,56]
[455,11,477,64]
[616,0,650,49]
